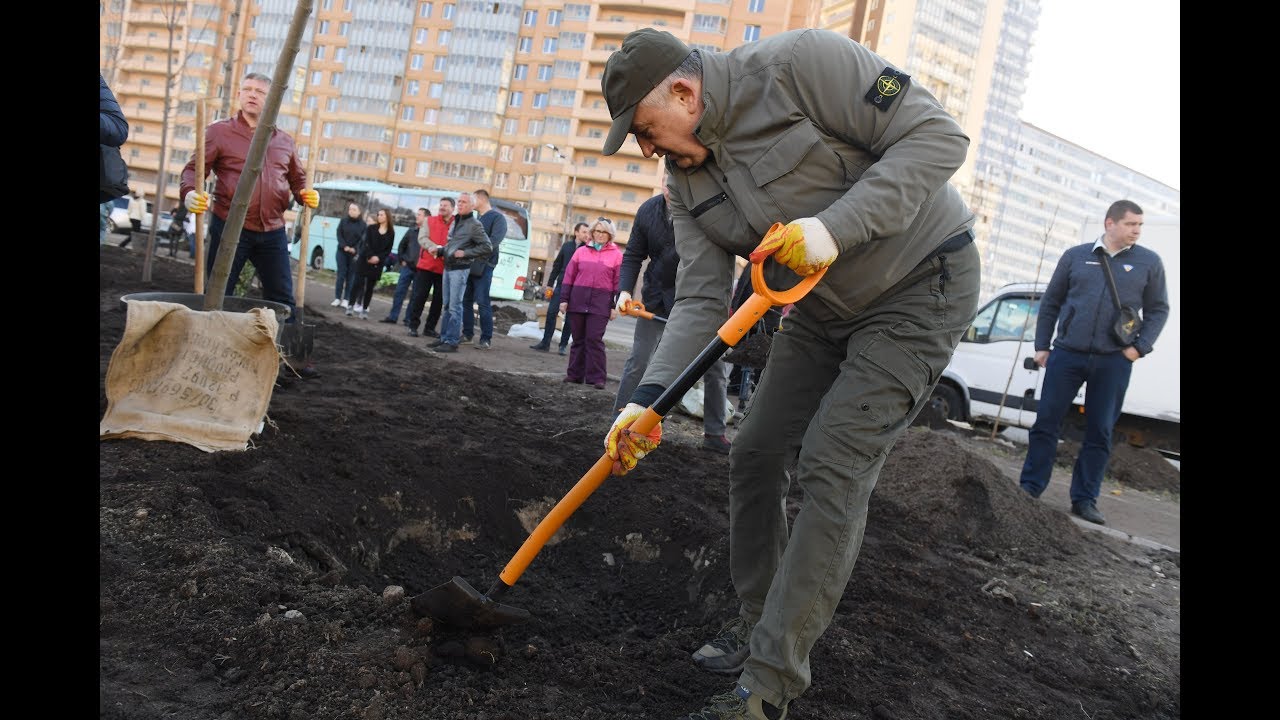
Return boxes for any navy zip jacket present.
[1035,241,1169,357]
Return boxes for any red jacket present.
[417,215,453,273]
[179,111,307,232]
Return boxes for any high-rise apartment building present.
[102,0,1177,285]
[980,121,1179,296]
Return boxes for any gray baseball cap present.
[600,29,692,156]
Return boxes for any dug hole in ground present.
[99,246,1180,720]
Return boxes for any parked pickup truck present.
[930,217,1180,456]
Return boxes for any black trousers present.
[407,268,443,333]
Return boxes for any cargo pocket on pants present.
[821,329,933,465]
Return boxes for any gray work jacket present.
[644,28,976,392]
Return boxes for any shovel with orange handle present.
[412,222,826,629]
[620,298,667,324]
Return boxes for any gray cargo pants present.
[730,242,980,707]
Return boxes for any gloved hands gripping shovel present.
[411,220,833,629]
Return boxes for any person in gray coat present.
[598,28,982,719]
[427,192,491,353]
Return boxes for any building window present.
[433,56,446,71]
[318,20,329,34]
[334,47,346,62]
[545,117,570,135]
[743,25,761,42]
[522,146,536,163]
[442,3,454,19]
[419,1,432,18]
[626,162,640,173]
[420,135,433,150]
[408,80,419,96]
[547,9,561,25]
[549,89,575,107]
[416,160,430,177]
[503,118,518,134]
[621,191,636,202]
[537,64,552,81]
[522,9,536,26]
[527,119,543,136]
[560,31,586,49]
[513,63,527,80]
[415,28,427,44]
[402,105,416,121]
[554,60,580,78]
[323,122,333,138]
[499,145,513,161]
[692,14,726,34]
[338,22,349,36]
[495,172,508,189]
[411,54,423,70]
[518,37,532,53]
[532,92,548,109]
[330,72,342,86]
[565,3,589,20]
[429,82,443,98]
[311,70,323,85]
[748,0,765,12]
[582,157,598,167]
[393,158,405,174]
[313,46,325,60]
[438,30,451,46]
[508,91,523,107]
[425,108,439,125]
[542,37,558,53]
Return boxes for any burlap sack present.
[100,300,282,452]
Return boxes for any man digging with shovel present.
[598,29,981,719]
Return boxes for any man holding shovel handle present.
[598,28,981,720]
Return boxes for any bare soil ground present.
[99,247,1180,719]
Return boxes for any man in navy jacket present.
[1019,199,1170,524]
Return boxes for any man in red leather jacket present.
[179,72,319,323]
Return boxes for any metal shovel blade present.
[411,576,532,630]
[279,321,315,363]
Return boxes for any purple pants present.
[565,311,610,385]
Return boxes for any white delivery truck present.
[930,217,1180,456]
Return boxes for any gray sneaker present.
[476,340,491,349]
[692,616,753,675]
[460,335,473,345]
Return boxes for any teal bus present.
[292,179,531,301]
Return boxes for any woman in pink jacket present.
[559,218,623,388]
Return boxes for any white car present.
[106,198,171,235]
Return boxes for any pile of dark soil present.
[99,247,1179,719]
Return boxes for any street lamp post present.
[545,143,576,249]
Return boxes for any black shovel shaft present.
[649,338,731,417]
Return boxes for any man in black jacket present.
[530,222,590,355]
[333,202,365,308]
[613,184,733,454]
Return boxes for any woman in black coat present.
[346,208,394,319]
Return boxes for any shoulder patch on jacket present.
[865,68,910,112]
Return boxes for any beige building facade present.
[103,0,1169,285]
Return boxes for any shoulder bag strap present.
[1095,246,1123,310]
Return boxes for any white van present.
[932,217,1180,455]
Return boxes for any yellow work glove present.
[748,217,838,276]
[604,403,663,476]
[615,290,633,313]
[184,190,210,214]
[300,188,319,209]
